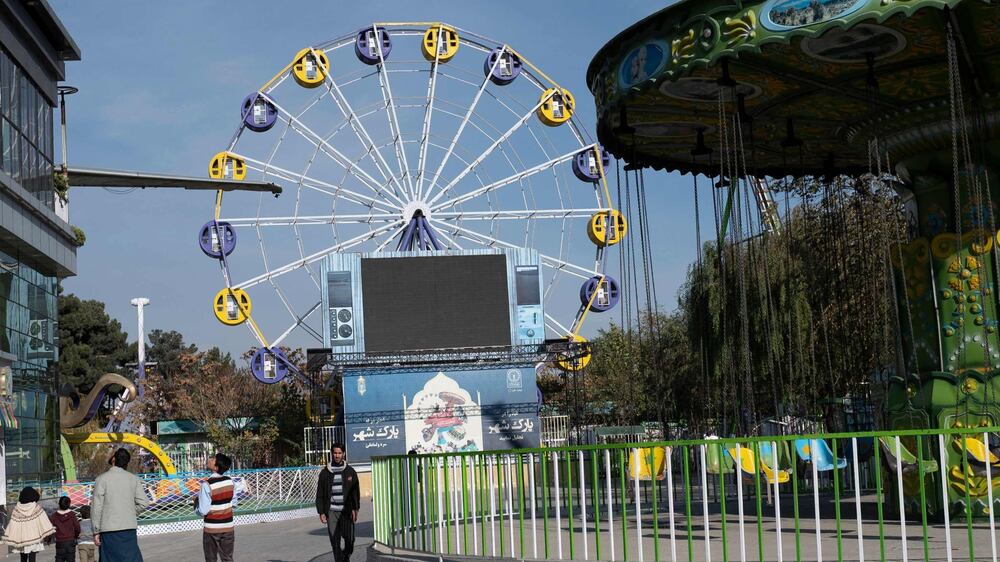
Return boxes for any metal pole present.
[57,86,77,219]
[131,298,150,399]
[59,91,68,168]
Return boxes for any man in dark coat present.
[315,443,360,562]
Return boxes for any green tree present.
[57,293,132,391]
[677,178,903,433]
[145,329,198,378]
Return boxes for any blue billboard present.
[343,366,540,462]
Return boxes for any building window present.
[0,48,55,210]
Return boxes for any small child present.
[48,496,80,562]
[76,506,94,562]
[1,487,55,562]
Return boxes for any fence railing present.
[61,466,320,526]
[372,427,1000,561]
[304,425,345,466]
[161,445,214,475]
[540,416,570,448]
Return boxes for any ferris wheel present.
[199,23,626,382]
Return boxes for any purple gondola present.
[580,275,620,312]
[198,221,237,258]
[250,347,290,384]
[355,27,392,65]
[572,145,610,182]
[484,47,521,85]
[241,93,277,133]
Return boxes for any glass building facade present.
[0,1,79,502]
[0,250,59,498]
[0,47,55,210]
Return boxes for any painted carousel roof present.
[586,0,1000,177]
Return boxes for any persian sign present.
[343,366,540,462]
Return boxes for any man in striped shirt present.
[195,453,239,562]
[315,443,360,562]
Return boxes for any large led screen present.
[360,254,511,352]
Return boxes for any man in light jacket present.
[91,448,149,562]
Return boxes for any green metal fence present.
[372,427,1000,561]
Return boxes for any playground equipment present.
[704,436,734,474]
[588,0,1000,519]
[627,446,668,480]
[726,444,790,484]
[204,23,623,375]
[63,432,176,475]
[794,438,847,471]
[59,300,177,478]
[59,374,177,477]
[958,435,1000,473]
[58,373,134,429]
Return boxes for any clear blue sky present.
[52,1,705,359]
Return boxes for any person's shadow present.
[268,521,374,562]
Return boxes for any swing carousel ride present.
[588,0,1000,517]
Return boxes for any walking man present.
[315,443,360,562]
[194,453,238,562]
[91,448,149,562]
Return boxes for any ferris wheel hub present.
[401,200,432,222]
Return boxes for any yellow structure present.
[628,447,668,480]
[421,25,459,62]
[588,210,627,246]
[727,445,790,484]
[556,334,591,372]
[958,436,1000,467]
[292,48,330,88]
[537,88,574,126]
[208,152,246,181]
[213,288,252,326]
[63,432,177,475]
[306,390,341,423]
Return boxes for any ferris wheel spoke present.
[429,219,596,280]
[544,313,573,338]
[311,48,412,202]
[222,213,400,228]
[260,92,406,208]
[237,153,397,213]
[432,227,464,250]
[434,208,603,221]
[374,224,407,253]
[424,46,508,202]
[368,44,417,198]
[415,26,447,199]
[425,91,554,207]
[271,301,324,347]
[235,219,403,290]
[431,145,596,212]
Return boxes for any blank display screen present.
[361,255,512,352]
[328,272,352,307]
[515,266,540,305]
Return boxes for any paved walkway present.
[0,509,373,562]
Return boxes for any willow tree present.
[679,177,907,434]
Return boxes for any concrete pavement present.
[0,507,374,562]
